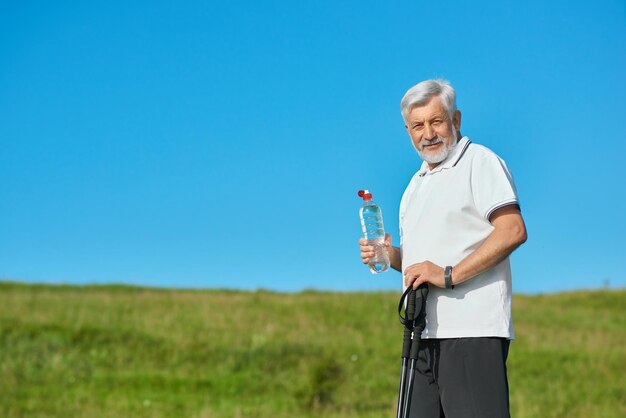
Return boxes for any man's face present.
[405,96,461,168]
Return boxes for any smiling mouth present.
[422,142,442,149]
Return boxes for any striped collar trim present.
[417,136,472,176]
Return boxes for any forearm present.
[389,245,402,272]
[452,217,526,285]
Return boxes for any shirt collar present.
[417,136,472,176]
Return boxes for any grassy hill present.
[0,282,624,417]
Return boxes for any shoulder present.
[462,142,511,172]
[465,142,504,161]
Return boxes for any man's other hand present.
[403,261,445,289]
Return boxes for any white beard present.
[417,131,458,165]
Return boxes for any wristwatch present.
[444,266,454,289]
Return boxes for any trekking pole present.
[396,287,416,418]
[396,284,429,418]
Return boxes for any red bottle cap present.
[358,189,373,200]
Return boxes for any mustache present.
[418,137,444,150]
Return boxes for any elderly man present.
[359,79,527,417]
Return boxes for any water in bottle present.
[358,189,390,274]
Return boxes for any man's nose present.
[423,124,435,140]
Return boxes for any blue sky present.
[1,0,625,293]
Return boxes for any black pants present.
[409,337,511,418]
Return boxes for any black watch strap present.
[444,266,454,289]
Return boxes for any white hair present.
[400,79,457,124]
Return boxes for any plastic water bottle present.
[358,189,389,274]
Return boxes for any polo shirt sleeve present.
[471,152,519,221]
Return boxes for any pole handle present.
[398,286,416,328]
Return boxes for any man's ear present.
[453,110,462,131]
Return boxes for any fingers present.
[403,268,415,288]
[403,262,422,289]
[403,273,417,289]
[358,237,374,264]
[404,274,423,289]
[404,261,444,288]
[404,276,420,289]
[360,248,375,264]
[359,239,374,250]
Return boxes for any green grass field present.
[0,281,624,417]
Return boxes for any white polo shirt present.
[399,136,519,339]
